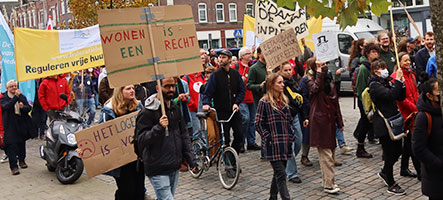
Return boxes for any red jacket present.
[182,73,206,112]
[391,68,419,119]
[38,76,70,111]
[231,61,253,103]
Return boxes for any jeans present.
[270,160,290,200]
[336,126,346,147]
[286,114,302,179]
[5,142,26,169]
[190,112,200,138]
[76,98,96,125]
[148,170,180,200]
[239,103,256,146]
[379,135,403,186]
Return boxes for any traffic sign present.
[234,29,242,38]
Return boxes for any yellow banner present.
[14,25,105,82]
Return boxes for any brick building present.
[7,0,72,30]
[158,0,255,49]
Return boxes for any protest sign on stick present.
[98,5,201,89]
[75,111,139,178]
[260,29,302,70]
[255,0,309,41]
[313,32,338,62]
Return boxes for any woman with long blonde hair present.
[99,84,145,200]
[255,73,293,200]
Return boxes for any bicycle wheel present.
[218,147,240,189]
[188,139,206,178]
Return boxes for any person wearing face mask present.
[377,31,396,75]
[412,77,443,200]
[390,52,421,180]
[368,60,407,195]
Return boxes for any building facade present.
[378,0,432,38]
[7,0,72,30]
[158,0,255,49]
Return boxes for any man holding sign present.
[135,77,197,200]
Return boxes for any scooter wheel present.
[56,157,84,184]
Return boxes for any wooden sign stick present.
[144,7,169,136]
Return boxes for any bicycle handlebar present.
[210,108,237,123]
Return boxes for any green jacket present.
[247,60,267,107]
[379,47,396,75]
[356,56,370,98]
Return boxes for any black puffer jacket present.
[412,94,443,199]
[368,76,406,138]
[135,94,196,177]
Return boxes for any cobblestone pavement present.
[0,97,427,199]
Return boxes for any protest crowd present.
[0,2,442,199]
[0,28,442,200]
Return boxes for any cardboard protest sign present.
[313,31,338,62]
[14,25,104,82]
[75,111,139,178]
[98,5,202,88]
[255,0,309,41]
[260,29,302,69]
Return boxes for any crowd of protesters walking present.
[0,30,441,200]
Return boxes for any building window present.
[198,3,207,23]
[23,14,27,27]
[229,3,237,22]
[216,3,224,23]
[61,0,66,14]
[32,10,36,27]
[52,7,56,25]
[226,38,242,48]
[245,3,254,17]
[67,0,71,13]
[28,12,32,27]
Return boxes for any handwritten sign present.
[98,5,202,88]
[255,0,309,41]
[75,111,139,178]
[313,31,338,62]
[261,29,302,69]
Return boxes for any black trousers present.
[114,161,145,200]
[270,160,290,200]
[353,99,374,143]
[5,142,26,169]
[380,136,403,186]
[32,109,47,137]
[401,134,421,174]
[220,112,243,154]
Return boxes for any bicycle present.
[188,108,240,190]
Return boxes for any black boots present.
[356,144,373,158]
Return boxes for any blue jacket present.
[426,56,437,77]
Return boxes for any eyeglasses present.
[162,84,176,89]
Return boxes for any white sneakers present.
[324,186,340,194]
[0,154,8,163]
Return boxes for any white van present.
[321,18,384,92]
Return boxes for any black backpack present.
[132,108,161,160]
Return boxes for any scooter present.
[39,94,84,184]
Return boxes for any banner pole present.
[397,0,422,37]
[389,4,400,69]
[144,7,169,136]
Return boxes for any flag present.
[243,15,263,50]
[46,16,52,30]
[0,11,35,104]
[301,17,323,52]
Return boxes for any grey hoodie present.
[145,93,161,110]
